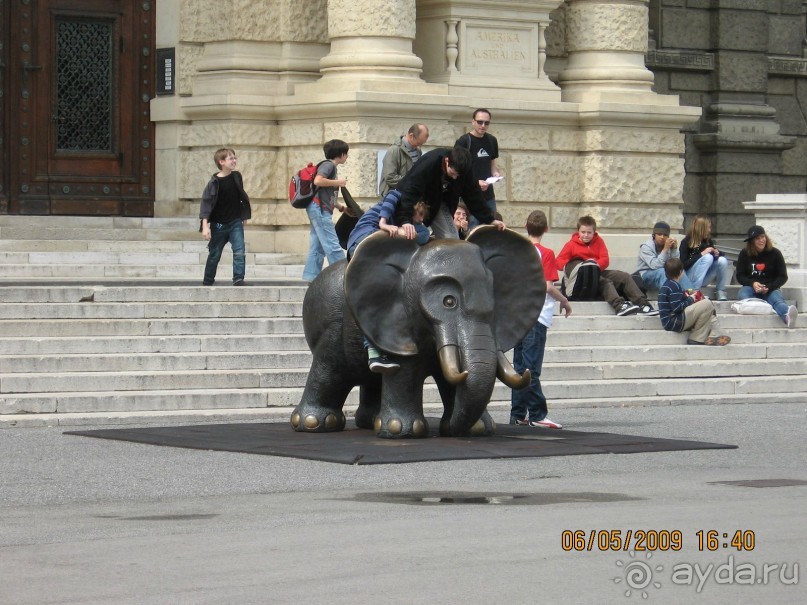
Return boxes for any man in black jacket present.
[393,147,505,239]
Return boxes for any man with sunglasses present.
[455,108,500,227]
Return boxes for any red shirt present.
[535,243,559,282]
[555,231,610,271]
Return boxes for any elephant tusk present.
[438,345,469,385]
[497,351,531,390]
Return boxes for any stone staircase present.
[0,215,305,280]
[1,216,805,427]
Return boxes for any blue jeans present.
[685,254,730,291]
[510,321,548,422]
[737,286,789,320]
[642,267,694,291]
[303,203,345,281]
[203,219,245,285]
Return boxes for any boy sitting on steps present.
[658,258,731,346]
[556,216,658,316]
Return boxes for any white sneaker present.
[716,290,728,301]
[528,417,563,429]
[785,305,798,328]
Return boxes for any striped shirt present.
[658,278,691,332]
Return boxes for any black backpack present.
[562,259,601,300]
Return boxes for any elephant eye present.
[443,295,457,309]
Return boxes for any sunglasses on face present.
[475,120,490,126]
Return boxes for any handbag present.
[730,298,776,315]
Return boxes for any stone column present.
[558,0,663,104]
[313,0,426,90]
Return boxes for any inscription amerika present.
[467,27,529,66]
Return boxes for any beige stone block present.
[177,43,204,96]
[179,123,276,148]
[550,206,589,230]
[551,129,584,152]
[583,129,684,154]
[328,0,415,39]
[180,0,326,42]
[277,123,326,148]
[583,205,685,231]
[275,228,312,254]
[237,150,278,198]
[494,126,551,151]
[278,0,328,42]
[510,153,582,204]
[244,230,277,253]
[582,156,684,206]
[566,2,647,53]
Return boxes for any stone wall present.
[647,0,807,239]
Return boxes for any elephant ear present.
[466,226,545,352]
[344,231,421,356]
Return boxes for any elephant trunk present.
[446,326,497,435]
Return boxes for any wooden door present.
[1,0,155,215]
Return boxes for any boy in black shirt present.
[199,148,252,286]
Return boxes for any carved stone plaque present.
[462,22,536,76]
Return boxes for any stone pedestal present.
[296,0,444,94]
[414,0,562,101]
[743,194,807,272]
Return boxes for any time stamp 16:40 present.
[561,529,756,552]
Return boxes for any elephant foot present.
[290,406,346,433]
[373,414,429,439]
[439,411,496,437]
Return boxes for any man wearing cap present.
[636,221,694,291]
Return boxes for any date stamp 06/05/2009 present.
[561,529,799,597]
[560,529,756,552]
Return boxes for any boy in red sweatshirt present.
[556,216,657,316]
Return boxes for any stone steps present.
[0,213,805,426]
[0,216,306,278]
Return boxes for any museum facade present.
[2,0,805,253]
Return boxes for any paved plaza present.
[1,401,804,604]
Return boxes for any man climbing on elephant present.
[394,147,506,240]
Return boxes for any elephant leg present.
[354,376,382,429]
[291,358,352,433]
[374,364,429,439]
[433,374,457,437]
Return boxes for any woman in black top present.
[736,225,798,328]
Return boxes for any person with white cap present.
[736,225,798,328]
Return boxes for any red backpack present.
[288,161,325,208]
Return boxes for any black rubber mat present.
[65,421,736,465]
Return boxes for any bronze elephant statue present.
[290,226,546,438]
